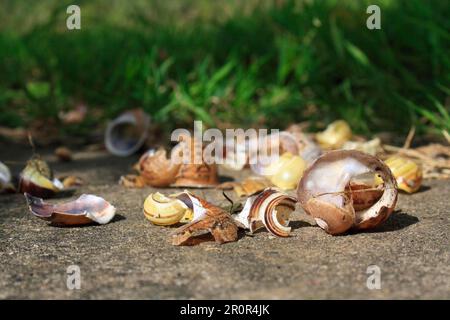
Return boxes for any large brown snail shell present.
[297,150,397,235]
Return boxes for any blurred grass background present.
[0,0,449,139]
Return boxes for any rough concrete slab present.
[0,143,449,299]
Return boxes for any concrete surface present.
[0,143,449,299]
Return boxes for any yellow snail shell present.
[262,153,307,190]
[143,192,192,226]
[382,156,423,193]
[316,120,352,149]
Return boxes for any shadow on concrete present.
[52,189,76,199]
[49,214,126,228]
[404,185,431,194]
[364,210,419,233]
[218,175,235,183]
[172,228,248,246]
[290,220,314,230]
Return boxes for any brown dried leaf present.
[119,174,148,188]
[171,195,238,246]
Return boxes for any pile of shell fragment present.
[129,120,429,244]
[3,119,449,246]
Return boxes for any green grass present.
[0,0,449,138]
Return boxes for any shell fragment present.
[171,191,238,245]
[25,193,116,226]
[234,188,297,237]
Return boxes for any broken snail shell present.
[19,158,64,198]
[105,109,151,157]
[138,148,181,187]
[143,192,192,226]
[297,150,398,235]
[234,188,297,237]
[172,137,219,188]
[171,191,238,245]
[316,120,352,149]
[25,193,116,226]
[383,155,422,193]
[174,162,219,187]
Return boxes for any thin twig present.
[222,191,235,214]
[27,132,36,155]
[384,145,438,163]
[442,130,450,145]
[403,126,415,149]
[3,160,26,165]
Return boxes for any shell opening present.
[105,110,150,157]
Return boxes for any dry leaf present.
[171,193,238,245]
[217,176,272,197]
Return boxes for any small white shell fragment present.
[79,194,117,224]
[25,193,116,226]
[0,161,12,190]
[52,178,64,191]
[172,190,207,222]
